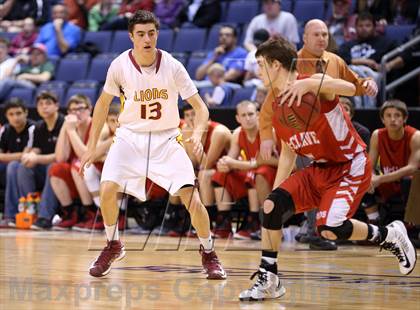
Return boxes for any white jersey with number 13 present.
[103,49,197,132]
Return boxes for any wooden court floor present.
[0,229,419,310]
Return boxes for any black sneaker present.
[309,237,338,251]
[31,217,52,230]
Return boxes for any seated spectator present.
[339,96,371,147]
[154,0,185,28]
[0,43,54,101]
[244,29,270,87]
[181,104,231,212]
[244,0,299,51]
[76,104,123,232]
[35,4,82,56]
[339,13,400,107]
[64,0,99,29]
[100,0,154,31]
[0,0,48,33]
[0,37,20,81]
[327,0,357,47]
[195,25,247,84]
[0,98,35,227]
[49,95,111,230]
[88,0,119,31]
[365,100,420,224]
[13,92,64,230]
[211,101,278,239]
[203,63,237,107]
[176,0,220,28]
[9,17,38,56]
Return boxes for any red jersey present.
[238,128,260,160]
[203,121,220,154]
[378,125,417,174]
[272,92,366,164]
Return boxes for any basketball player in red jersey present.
[212,100,278,239]
[365,100,420,222]
[239,38,417,301]
[182,104,231,207]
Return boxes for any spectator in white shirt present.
[244,0,299,51]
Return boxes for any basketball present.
[276,92,321,131]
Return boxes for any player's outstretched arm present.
[79,91,114,175]
[310,74,356,99]
[272,140,297,189]
[280,75,356,106]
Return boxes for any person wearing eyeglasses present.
[47,94,111,231]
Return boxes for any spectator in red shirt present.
[9,17,38,56]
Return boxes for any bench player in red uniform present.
[365,99,420,223]
[212,100,278,239]
[239,38,417,301]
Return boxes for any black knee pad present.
[263,188,295,230]
[318,219,353,240]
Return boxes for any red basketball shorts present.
[280,152,372,227]
[212,165,277,200]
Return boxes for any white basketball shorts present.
[101,126,195,201]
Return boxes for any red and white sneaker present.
[199,245,227,280]
[73,209,96,232]
[53,208,78,230]
[89,240,126,277]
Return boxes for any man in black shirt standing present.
[0,98,35,227]
[17,91,64,229]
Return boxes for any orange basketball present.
[276,92,321,131]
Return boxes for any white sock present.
[367,211,379,221]
[368,224,379,241]
[199,235,214,253]
[262,256,277,265]
[93,197,100,207]
[105,224,119,241]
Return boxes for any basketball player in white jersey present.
[80,10,226,280]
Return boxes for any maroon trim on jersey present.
[129,49,142,74]
[128,49,162,74]
[155,49,162,73]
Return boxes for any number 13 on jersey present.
[140,102,162,120]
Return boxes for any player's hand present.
[79,148,95,177]
[186,133,204,159]
[217,157,230,173]
[279,79,314,107]
[368,174,381,193]
[363,79,378,97]
[260,139,274,161]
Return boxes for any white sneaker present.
[239,266,286,301]
[381,220,417,275]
